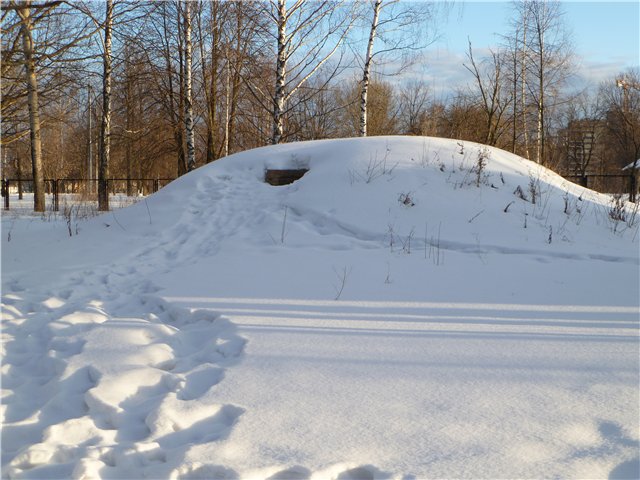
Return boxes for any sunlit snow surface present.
[2,137,639,479]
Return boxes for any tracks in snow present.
[1,172,253,479]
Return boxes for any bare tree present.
[195,1,224,163]
[181,0,196,172]
[16,2,46,211]
[358,0,381,137]
[518,0,573,165]
[287,74,345,140]
[397,80,430,135]
[339,76,397,137]
[355,0,440,137]
[2,0,76,212]
[218,1,266,155]
[464,40,511,147]
[1,0,95,211]
[96,0,113,210]
[560,91,604,181]
[601,70,640,201]
[242,0,352,145]
[140,1,188,176]
[1,13,30,148]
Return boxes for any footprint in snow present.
[170,462,238,480]
[266,466,312,480]
[177,364,225,401]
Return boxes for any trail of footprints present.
[1,175,251,478]
[2,173,396,478]
[1,282,246,479]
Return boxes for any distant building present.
[563,119,606,178]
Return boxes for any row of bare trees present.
[455,0,638,188]
[2,0,438,210]
[2,0,638,211]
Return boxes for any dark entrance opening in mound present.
[265,169,309,186]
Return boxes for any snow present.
[2,136,639,479]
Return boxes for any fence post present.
[154,178,159,193]
[3,180,8,211]
[53,179,59,211]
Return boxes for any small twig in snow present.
[468,210,484,224]
[333,266,352,300]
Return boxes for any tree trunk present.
[521,16,530,160]
[223,50,230,157]
[360,0,382,137]
[87,84,93,193]
[536,12,544,165]
[272,0,287,145]
[98,0,113,211]
[227,6,244,154]
[161,3,187,177]
[511,45,517,154]
[202,1,219,164]
[537,77,544,164]
[17,4,45,212]
[125,66,133,197]
[184,0,196,171]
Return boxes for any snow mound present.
[2,136,638,479]
[162,136,639,261]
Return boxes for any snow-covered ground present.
[2,193,142,218]
[2,136,639,479]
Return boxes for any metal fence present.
[1,178,174,211]
[564,174,638,202]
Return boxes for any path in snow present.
[2,290,244,479]
[1,172,258,479]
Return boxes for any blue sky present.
[418,1,640,98]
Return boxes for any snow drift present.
[2,136,639,479]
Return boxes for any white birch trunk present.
[17,3,45,212]
[272,0,287,145]
[536,5,545,165]
[98,0,113,211]
[360,0,382,137]
[184,0,196,171]
[521,10,530,161]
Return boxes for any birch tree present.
[243,0,352,145]
[509,0,573,165]
[359,0,381,136]
[16,1,46,211]
[1,0,79,212]
[182,0,196,172]
[356,0,440,137]
[1,0,92,212]
[97,0,113,210]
